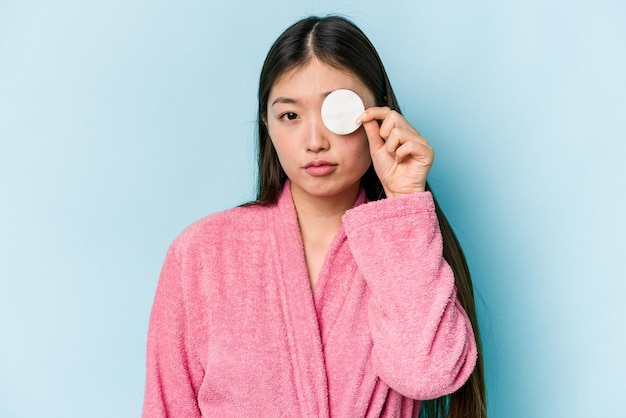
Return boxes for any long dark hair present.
[254,15,486,418]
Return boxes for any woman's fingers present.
[359,107,421,140]
[385,127,433,162]
[379,112,421,141]
[358,106,434,196]
[362,119,385,155]
[361,108,431,162]
[395,138,434,164]
[358,106,392,125]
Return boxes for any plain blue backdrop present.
[1,1,625,417]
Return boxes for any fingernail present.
[355,111,366,125]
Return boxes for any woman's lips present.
[304,160,337,176]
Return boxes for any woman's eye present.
[280,112,299,121]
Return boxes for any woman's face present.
[266,58,376,203]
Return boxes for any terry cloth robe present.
[142,183,477,417]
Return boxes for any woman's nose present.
[306,114,330,152]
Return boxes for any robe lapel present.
[271,183,330,418]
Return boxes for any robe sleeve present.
[342,191,477,400]
[142,243,204,418]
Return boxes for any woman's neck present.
[290,182,360,231]
[290,182,360,290]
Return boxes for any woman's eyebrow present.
[271,97,298,106]
[272,91,336,107]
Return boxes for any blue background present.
[1,1,625,417]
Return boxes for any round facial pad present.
[321,89,365,135]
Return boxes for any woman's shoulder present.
[170,203,275,252]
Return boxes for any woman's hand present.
[359,107,433,197]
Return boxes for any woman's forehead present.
[269,59,373,104]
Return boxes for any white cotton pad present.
[321,89,365,135]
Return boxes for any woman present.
[143,15,486,418]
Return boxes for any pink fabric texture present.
[142,184,477,417]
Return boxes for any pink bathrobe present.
[142,183,477,417]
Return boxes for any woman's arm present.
[142,244,204,418]
[342,192,477,400]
